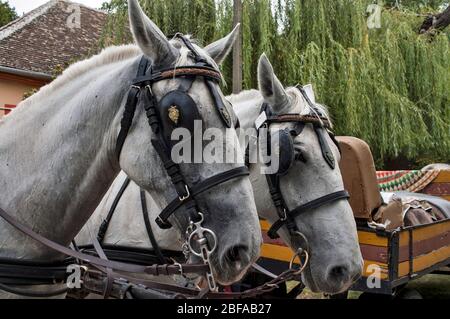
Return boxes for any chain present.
[234,249,309,299]
[185,213,218,292]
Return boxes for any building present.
[0,0,107,117]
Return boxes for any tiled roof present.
[0,0,107,76]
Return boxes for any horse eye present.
[295,150,307,163]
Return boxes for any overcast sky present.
[7,0,107,15]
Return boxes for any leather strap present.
[0,282,68,298]
[133,67,222,85]
[115,87,140,161]
[115,57,149,161]
[97,177,131,243]
[314,125,336,169]
[140,189,166,264]
[78,245,183,265]
[266,174,297,235]
[268,191,350,239]
[92,235,114,299]
[266,114,331,128]
[205,79,232,128]
[0,207,210,276]
[174,34,206,63]
[156,166,250,229]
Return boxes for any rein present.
[0,204,308,299]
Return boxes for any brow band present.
[266,114,331,128]
[154,68,222,82]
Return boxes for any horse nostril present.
[328,265,349,282]
[225,245,248,264]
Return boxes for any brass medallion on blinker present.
[168,105,180,125]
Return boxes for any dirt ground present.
[296,274,450,299]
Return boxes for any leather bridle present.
[253,86,350,251]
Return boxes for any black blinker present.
[314,126,336,169]
[157,90,202,148]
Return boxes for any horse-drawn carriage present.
[249,137,450,299]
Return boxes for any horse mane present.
[228,89,260,104]
[21,37,221,108]
[21,45,142,107]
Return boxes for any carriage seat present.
[336,137,383,220]
[336,137,449,229]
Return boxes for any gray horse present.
[79,53,363,295]
[0,0,261,298]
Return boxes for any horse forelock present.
[170,36,224,82]
[287,87,333,128]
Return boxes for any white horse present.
[0,0,261,298]
[79,54,363,295]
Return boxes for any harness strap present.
[140,189,166,264]
[133,66,222,85]
[205,79,233,128]
[156,166,250,229]
[266,174,297,236]
[115,57,149,161]
[78,245,183,265]
[174,33,207,64]
[0,282,68,298]
[115,87,140,161]
[151,138,192,204]
[97,177,131,243]
[266,114,331,128]
[0,207,210,276]
[268,191,350,239]
[92,235,114,299]
[314,125,336,169]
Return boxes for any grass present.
[296,273,450,299]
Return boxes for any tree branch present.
[419,5,450,34]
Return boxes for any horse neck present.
[232,90,278,223]
[0,56,139,259]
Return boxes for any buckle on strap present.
[179,185,191,202]
[280,208,288,222]
[267,190,350,239]
[155,216,173,230]
[156,167,250,229]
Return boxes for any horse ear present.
[204,24,240,65]
[128,0,179,66]
[257,53,290,114]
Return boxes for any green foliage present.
[385,0,449,9]
[0,1,17,27]
[100,0,449,168]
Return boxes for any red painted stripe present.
[422,183,450,196]
[399,229,450,262]
[360,244,389,263]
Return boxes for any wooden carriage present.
[254,136,450,298]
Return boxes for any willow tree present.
[0,1,17,27]
[99,0,450,168]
